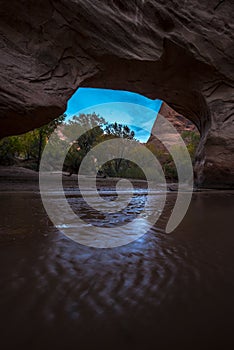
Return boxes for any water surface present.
[0,189,234,349]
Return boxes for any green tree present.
[63,113,106,175]
[103,122,136,175]
[0,136,22,165]
[34,114,66,171]
[181,130,200,161]
[105,122,135,140]
[0,114,66,170]
[63,116,138,177]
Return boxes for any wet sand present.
[0,167,234,349]
[0,166,149,192]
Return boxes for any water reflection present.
[0,190,234,348]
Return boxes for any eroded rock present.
[0,0,233,187]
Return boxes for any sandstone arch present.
[0,0,233,187]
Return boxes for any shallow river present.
[0,189,234,349]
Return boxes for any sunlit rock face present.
[147,101,198,163]
[0,0,233,187]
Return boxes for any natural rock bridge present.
[0,0,233,188]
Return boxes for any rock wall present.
[0,0,233,187]
[151,102,197,134]
[147,101,198,162]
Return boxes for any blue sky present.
[66,88,162,142]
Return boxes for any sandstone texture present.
[153,102,197,134]
[147,101,198,162]
[0,0,233,187]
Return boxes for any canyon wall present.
[0,0,233,187]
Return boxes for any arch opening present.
[65,87,201,183]
[0,87,201,184]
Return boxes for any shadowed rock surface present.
[0,0,233,187]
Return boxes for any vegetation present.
[0,113,200,181]
[62,113,106,175]
[63,115,138,177]
[181,130,200,160]
[0,114,65,170]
